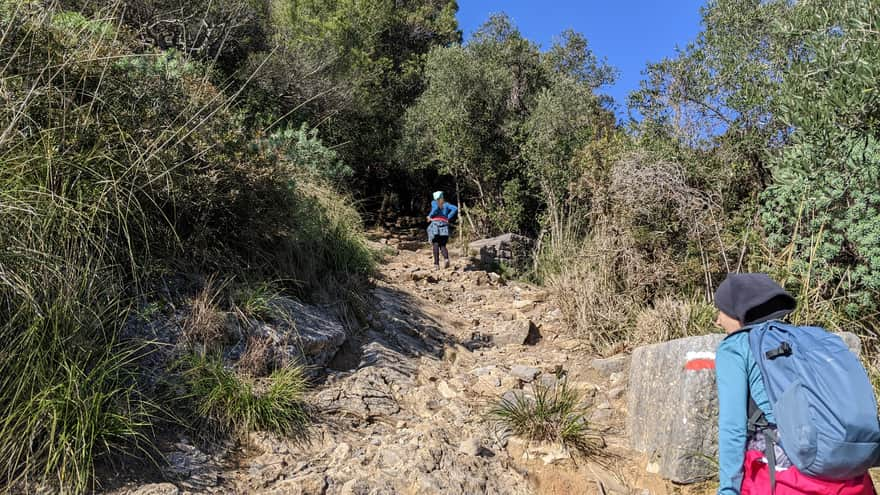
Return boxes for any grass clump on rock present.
[489,380,602,456]
[175,353,311,443]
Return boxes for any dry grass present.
[237,336,275,378]
[540,219,685,355]
[632,296,716,347]
[609,153,718,239]
[183,278,229,351]
[547,264,635,355]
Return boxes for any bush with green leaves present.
[762,0,880,312]
[261,124,354,185]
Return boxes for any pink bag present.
[741,450,876,495]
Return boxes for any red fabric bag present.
[741,450,876,495]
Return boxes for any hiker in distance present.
[713,273,879,495]
[426,191,458,270]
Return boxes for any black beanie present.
[713,273,796,325]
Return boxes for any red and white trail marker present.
[684,351,716,371]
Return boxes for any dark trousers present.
[432,235,449,265]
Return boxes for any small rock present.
[459,437,482,456]
[501,389,532,405]
[493,319,541,347]
[540,445,571,465]
[590,408,614,424]
[247,454,286,488]
[512,300,534,310]
[470,366,496,377]
[128,484,179,495]
[590,355,630,377]
[607,386,626,400]
[537,374,558,388]
[332,442,351,462]
[530,290,550,303]
[437,380,459,399]
[509,365,540,382]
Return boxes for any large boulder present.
[628,331,863,483]
[257,297,347,369]
[628,334,724,483]
[469,234,534,272]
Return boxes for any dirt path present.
[122,227,707,495]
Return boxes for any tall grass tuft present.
[233,282,283,321]
[0,253,155,492]
[175,353,310,442]
[489,380,602,456]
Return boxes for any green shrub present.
[489,380,601,456]
[0,3,365,491]
[260,124,354,185]
[760,0,880,313]
[175,354,310,442]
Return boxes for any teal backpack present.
[747,321,880,483]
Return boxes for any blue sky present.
[456,1,706,119]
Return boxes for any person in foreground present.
[714,273,879,495]
[425,191,457,269]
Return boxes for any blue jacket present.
[716,331,775,495]
[428,201,457,221]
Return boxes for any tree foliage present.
[403,14,617,235]
[762,0,880,311]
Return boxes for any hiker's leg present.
[432,242,440,265]
[437,236,449,266]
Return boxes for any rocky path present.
[124,227,701,495]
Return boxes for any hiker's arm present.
[716,340,749,495]
[447,203,458,220]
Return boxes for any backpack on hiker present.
[747,321,880,481]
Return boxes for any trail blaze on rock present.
[684,351,716,371]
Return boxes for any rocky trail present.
[118,226,711,495]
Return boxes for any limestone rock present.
[509,365,540,382]
[127,484,179,495]
[628,334,724,483]
[468,234,535,272]
[590,355,629,377]
[492,319,541,347]
[259,297,347,368]
[458,437,482,456]
[262,476,327,495]
[314,365,402,419]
